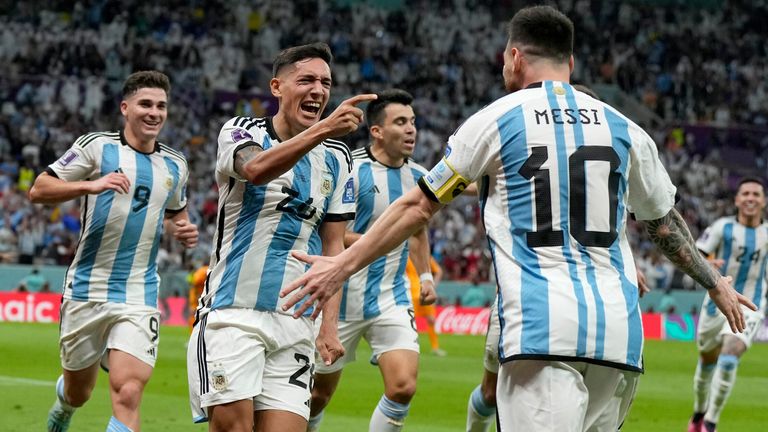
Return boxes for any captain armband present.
[421,158,471,204]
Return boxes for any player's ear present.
[568,55,575,73]
[270,78,281,98]
[369,124,383,140]
[120,100,128,117]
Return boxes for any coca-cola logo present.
[434,306,490,335]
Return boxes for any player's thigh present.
[59,299,112,371]
[187,309,269,423]
[208,399,254,432]
[377,349,419,397]
[697,308,727,353]
[366,306,420,359]
[582,365,640,432]
[255,314,315,421]
[104,303,161,369]
[496,360,588,432]
[107,349,153,400]
[254,409,307,432]
[314,319,368,374]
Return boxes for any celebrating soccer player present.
[687,177,768,432]
[281,6,756,432]
[306,89,437,432]
[31,70,199,432]
[186,42,375,432]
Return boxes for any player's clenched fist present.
[320,94,377,138]
[89,171,131,194]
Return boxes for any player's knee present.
[480,385,496,407]
[310,389,333,413]
[386,378,417,402]
[111,379,144,410]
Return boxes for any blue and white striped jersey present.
[199,117,355,317]
[48,131,188,308]
[419,81,676,372]
[697,216,768,315]
[340,146,429,321]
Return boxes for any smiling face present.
[735,181,766,226]
[120,87,167,145]
[271,57,332,135]
[373,103,417,161]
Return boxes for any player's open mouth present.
[301,101,321,115]
[144,120,160,127]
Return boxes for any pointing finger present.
[342,93,378,107]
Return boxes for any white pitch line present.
[0,375,55,387]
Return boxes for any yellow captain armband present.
[422,158,471,204]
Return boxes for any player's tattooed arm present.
[233,144,264,179]
[645,207,721,289]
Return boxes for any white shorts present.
[697,303,763,352]
[187,308,315,423]
[59,299,160,371]
[496,360,639,432]
[315,306,419,374]
[483,299,501,374]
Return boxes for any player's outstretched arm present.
[314,220,347,364]
[281,187,443,317]
[29,171,130,205]
[237,94,377,185]
[644,207,757,332]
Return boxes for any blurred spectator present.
[16,267,49,293]
[460,283,488,308]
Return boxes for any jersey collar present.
[265,117,282,142]
[365,145,408,169]
[120,130,160,154]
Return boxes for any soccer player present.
[282,6,755,432]
[186,42,375,432]
[30,70,199,432]
[407,255,445,356]
[306,89,437,432]
[687,177,768,432]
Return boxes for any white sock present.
[467,385,495,432]
[369,395,409,432]
[704,354,739,424]
[307,410,324,432]
[693,360,716,413]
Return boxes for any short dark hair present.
[507,5,573,63]
[122,71,171,98]
[366,89,414,126]
[273,42,333,77]
[737,176,765,193]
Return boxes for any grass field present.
[1,322,766,431]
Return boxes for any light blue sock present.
[106,416,133,432]
[308,410,325,431]
[470,385,496,417]
[369,395,410,431]
[377,395,410,420]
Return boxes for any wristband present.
[419,272,434,284]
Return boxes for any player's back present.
[53,131,188,307]
[201,116,355,317]
[460,81,675,371]
[340,147,428,321]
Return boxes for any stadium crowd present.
[1,0,767,288]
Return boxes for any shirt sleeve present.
[166,155,189,212]
[625,128,677,221]
[324,155,356,222]
[46,137,99,182]
[696,219,724,255]
[216,118,268,181]
[418,113,496,204]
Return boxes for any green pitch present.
[1,322,766,431]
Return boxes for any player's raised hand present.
[280,251,349,319]
[90,172,131,194]
[320,94,378,138]
[708,275,758,333]
[173,219,199,248]
[420,280,437,306]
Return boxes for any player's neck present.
[272,113,303,141]
[738,214,761,228]
[370,142,405,168]
[521,64,571,88]
[122,127,156,153]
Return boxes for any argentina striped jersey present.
[340,146,429,321]
[697,217,768,315]
[199,116,355,317]
[419,81,676,372]
[48,131,188,308]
